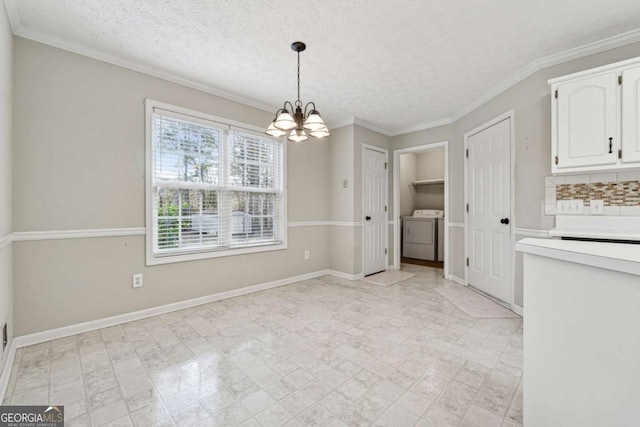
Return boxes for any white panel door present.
[364,148,387,276]
[622,65,640,164]
[557,72,618,168]
[468,118,511,303]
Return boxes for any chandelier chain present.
[296,51,301,106]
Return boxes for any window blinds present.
[151,108,284,256]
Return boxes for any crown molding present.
[389,118,453,136]
[392,27,640,134]
[5,12,278,115]
[450,27,640,123]
[328,118,356,131]
[3,0,21,33]
[6,0,640,138]
[352,118,393,137]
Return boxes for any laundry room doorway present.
[393,141,449,277]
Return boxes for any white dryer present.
[402,210,444,261]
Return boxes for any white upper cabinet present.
[550,56,640,174]
[621,65,640,164]
[556,72,618,169]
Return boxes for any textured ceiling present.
[6,0,640,134]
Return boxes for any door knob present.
[500,218,510,225]
[365,216,371,221]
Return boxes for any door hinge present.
[465,149,469,158]
[555,155,558,165]
[384,162,387,170]
[619,149,622,159]
[554,89,558,99]
[384,205,387,212]
[619,75,623,85]
[466,203,469,213]
[385,248,388,255]
[466,257,469,267]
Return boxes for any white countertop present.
[516,238,640,277]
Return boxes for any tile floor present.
[2,265,523,426]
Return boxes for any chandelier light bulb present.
[303,110,326,131]
[288,129,309,143]
[266,121,287,137]
[309,126,330,138]
[274,110,296,130]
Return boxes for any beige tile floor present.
[2,265,523,427]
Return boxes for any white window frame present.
[145,99,287,266]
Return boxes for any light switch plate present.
[590,199,604,215]
[558,199,584,215]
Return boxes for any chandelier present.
[266,41,330,142]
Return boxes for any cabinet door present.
[622,65,640,163]
[557,72,618,169]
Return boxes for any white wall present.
[12,38,332,335]
[0,3,13,374]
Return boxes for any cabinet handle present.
[609,137,613,154]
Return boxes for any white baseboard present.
[1,267,363,399]
[0,339,17,403]
[448,274,466,286]
[511,304,524,316]
[13,269,332,349]
[327,270,365,280]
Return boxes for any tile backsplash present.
[545,171,640,216]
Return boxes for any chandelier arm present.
[304,102,317,118]
[282,101,295,112]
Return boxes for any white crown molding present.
[7,2,640,139]
[388,118,453,137]
[328,118,356,131]
[392,27,640,135]
[7,23,278,115]
[3,0,21,33]
[12,227,146,242]
[353,118,393,137]
[514,227,550,238]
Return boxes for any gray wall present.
[13,38,332,335]
[0,3,13,371]
[399,153,416,217]
[391,40,640,307]
[415,148,445,210]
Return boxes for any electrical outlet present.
[590,199,604,215]
[132,273,143,288]
[304,250,310,260]
[342,179,348,189]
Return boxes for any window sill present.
[146,241,287,266]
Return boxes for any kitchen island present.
[516,238,640,427]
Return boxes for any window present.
[145,100,286,265]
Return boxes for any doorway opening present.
[393,141,449,277]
